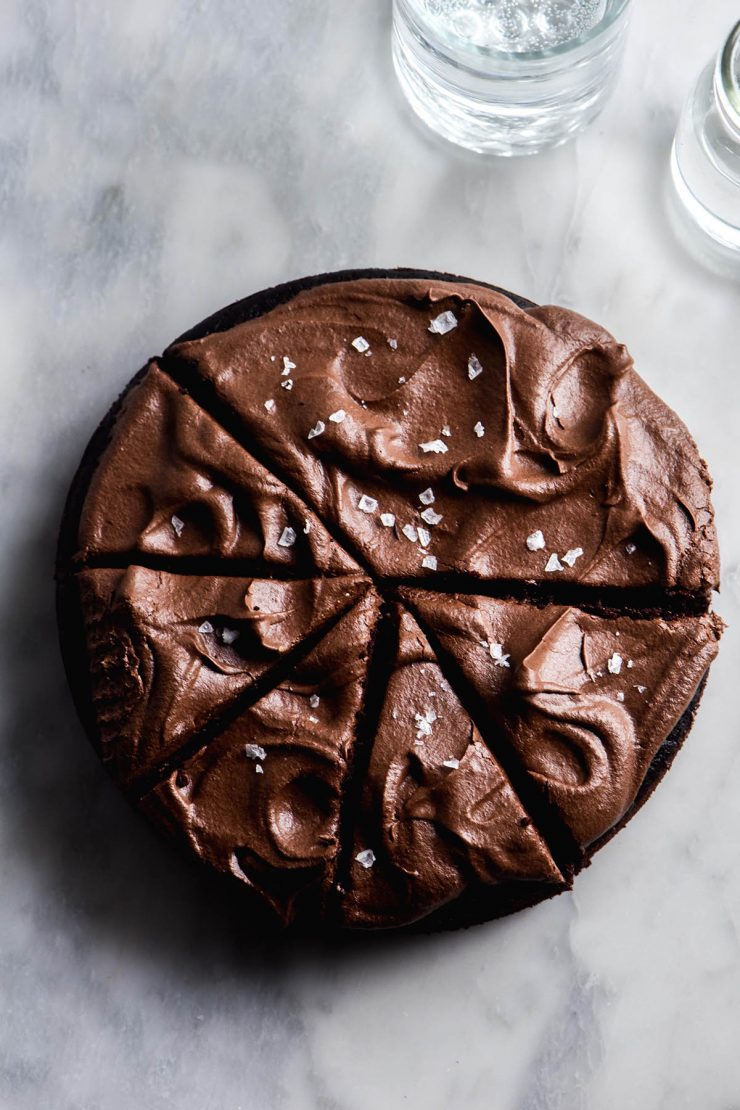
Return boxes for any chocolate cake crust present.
[56,268,722,933]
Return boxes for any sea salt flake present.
[417,527,431,548]
[420,439,448,454]
[388,338,398,350]
[358,494,378,514]
[398,376,407,384]
[255,764,264,774]
[473,421,485,438]
[303,520,311,534]
[380,513,396,527]
[329,409,346,423]
[562,547,584,567]
[221,627,240,645]
[198,621,213,634]
[441,425,452,438]
[421,507,442,526]
[419,488,435,505]
[308,715,319,724]
[422,554,438,571]
[282,356,296,373]
[307,420,326,440]
[428,310,458,335]
[281,379,293,391]
[625,542,637,555]
[171,514,185,537]
[615,692,625,702]
[278,526,297,548]
[635,684,647,694]
[627,659,634,669]
[607,652,623,675]
[264,398,275,412]
[442,758,460,770]
[356,849,376,869]
[468,353,483,380]
[489,642,511,668]
[402,524,418,542]
[526,530,546,552]
[545,553,564,573]
[309,694,320,708]
[245,743,266,762]
[351,336,370,353]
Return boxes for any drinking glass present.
[392,0,633,155]
[668,20,740,276]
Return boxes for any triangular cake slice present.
[74,567,369,788]
[338,605,563,930]
[72,363,359,574]
[138,588,381,927]
[402,589,723,851]
[164,279,718,594]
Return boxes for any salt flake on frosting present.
[388,338,398,350]
[420,439,448,454]
[422,554,438,570]
[428,310,458,335]
[380,513,396,527]
[419,488,435,505]
[356,849,376,869]
[442,758,460,770]
[171,514,185,537]
[417,526,431,548]
[198,621,213,634]
[329,409,346,423]
[282,356,296,374]
[489,642,511,668]
[473,421,485,438]
[309,694,320,708]
[468,353,483,380]
[307,421,325,440]
[278,526,297,548]
[625,541,637,555]
[303,520,312,534]
[358,494,378,514]
[402,524,419,542]
[281,379,294,391]
[526,530,546,552]
[221,627,240,645]
[607,652,623,674]
[421,507,442,526]
[245,743,266,762]
[264,398,276,412]
[351,336,370,353]
[562,547,584,567]
[545,553,563,572]
[441,426,452,437]
[255,764,264,774]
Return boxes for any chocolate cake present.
[56,269,723,933]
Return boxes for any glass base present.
[391,2,629,156]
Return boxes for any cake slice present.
[337,605,563,930]
[402,589,723,851]
[138,588,381,927]
[71,567,370,788]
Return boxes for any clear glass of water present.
[392,0,633,155]
[668,20,740,276]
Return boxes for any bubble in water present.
[417,0,609,51]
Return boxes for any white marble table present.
[2,2,739,1107]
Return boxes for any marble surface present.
[2,1,739,1107]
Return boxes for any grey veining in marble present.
[1,2,739,1108]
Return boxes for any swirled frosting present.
[59,272,723,932]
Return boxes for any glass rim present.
[716,19,740,133]
[395,0,633,63]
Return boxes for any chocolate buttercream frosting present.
[57,269,723,933]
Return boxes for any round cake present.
[56,268,723,933]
